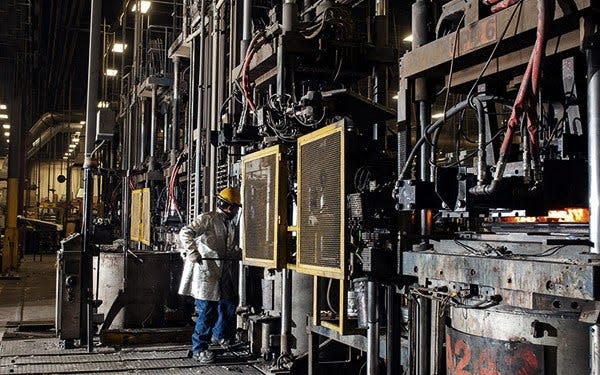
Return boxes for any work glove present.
[187,251,201,263]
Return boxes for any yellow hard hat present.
[217,187,241,206]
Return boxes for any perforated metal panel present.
[130,188,151,244]
[241,145,287,269]
[130,189,143,242]
[297,122,345,279]
[141,188,151,245]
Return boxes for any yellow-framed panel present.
[130,189,143,242]
[296,120,346,280]
[241,145,288,269]
[140,188,151,245]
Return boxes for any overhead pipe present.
[26,123,84,160]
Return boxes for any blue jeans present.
[192,299,237,354]
[212,299,237,341]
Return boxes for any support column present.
[82,0,102,352]
[585,19,600,374]
[367,281,379,375]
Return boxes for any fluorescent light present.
[2,124,9,129]
[403,34,413,43]
[80,121,86,125]
[432,112,445,119]
[112,43,127,53]
[131,1,151,13]
[3,131,9,137]
[0,114,8,119]
[105,68,118,77]
[0,104,6,110]
[97,101,110,108]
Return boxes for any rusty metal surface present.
[450,307,590,373]
[400,0,593,78]
[450,28,581,87]
[446,325,545,375]
[403,251,600,300]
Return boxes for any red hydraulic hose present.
[499,0,547,156]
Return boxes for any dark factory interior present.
[0,0,599,374]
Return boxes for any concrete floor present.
[0,254,263,374]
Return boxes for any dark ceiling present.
[0,0,123,157]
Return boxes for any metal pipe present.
[149,84,157,170]
[194,0,206,217]
[140,98,147,164]
[82,0,102,352]
[587,37,600,375]
[386,285,399,375]
[416,296,431,375]
[591,324,600,375]
[375,0,388,16]
[171,56,180,163]
[473,97,487,186]
[588,46,600,252]
[282,0,298,34]
[207,0,220,211]
[241,0,252,58]
[366,281,379,375]
[280,269,292,355]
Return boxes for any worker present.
[178,187,242,364]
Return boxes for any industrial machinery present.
[59,0,600,374]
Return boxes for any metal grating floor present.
[0,338,264,374]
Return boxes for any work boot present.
[194,350,215,364]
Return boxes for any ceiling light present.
[97,101,110,108]
[69,144,76,149]
[392,93,399,100]
[3,131,9,137]
[80,121,86,125]
[131,1,151,13]
[105,68,118,77]
[112,43,127,53]
[63,156,68,160]
[0,114,8,119]
[403,34,413,43]
[2,124,9,129]
[6,139,9,143]
[0,104,6,110]
[432,112,445,119]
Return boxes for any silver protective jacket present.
[178,210,238,301]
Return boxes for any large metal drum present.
[290,271,313,356]
[93,251,184,329]
[448,306,590,374]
